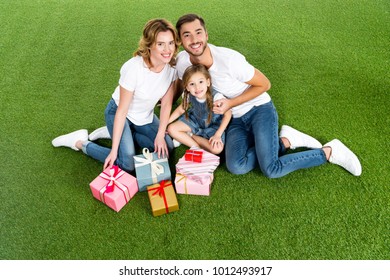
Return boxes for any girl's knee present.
[210,146,223,155]
[167,123,176,135]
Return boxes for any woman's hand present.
[103,151,117,170]
[154,133,168,158]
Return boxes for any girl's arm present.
[214,109,232,138]
[168,103,185,124]
[208,109,232,151]
[104,86,133,170]
[156,81,175,158]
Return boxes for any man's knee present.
[226,160,250,175]
[260,166,280,179]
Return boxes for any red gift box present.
[184,149,203,162]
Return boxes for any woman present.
[52,18,179,172]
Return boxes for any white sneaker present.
[173,139,182,148]
[280,125,322,149]
[89,126,111,141]
[52,129,88,151]
[325,139,362,176]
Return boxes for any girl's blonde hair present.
[134,19,180,67]
[182,64,213,124]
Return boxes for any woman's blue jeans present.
[83,99,173,172]
[225,101,326,178]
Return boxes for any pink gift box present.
[90,166,138,212]
[175,173,214,196]
[176,148,220,178]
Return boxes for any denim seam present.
[280,151,325,167]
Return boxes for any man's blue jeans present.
[225,101,326,178]
[82,99,173,172]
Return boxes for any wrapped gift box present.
[176,147,220,180]
[90,165,138,212]
[175,173,213,196]
[147,180,179,217]
[133,148,171,192]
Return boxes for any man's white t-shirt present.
[176,44,271,118]
[112,55,177,125]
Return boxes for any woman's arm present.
[155,81,175,157]
[104,86,133,169]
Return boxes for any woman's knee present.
[117,155,135,173]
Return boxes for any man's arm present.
[213,68,271,115]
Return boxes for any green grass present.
[1,0,389,260]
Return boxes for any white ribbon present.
[134,148,165,184]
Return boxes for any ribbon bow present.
[99,166,130,203]
[134,148,165,183]
[148,180,172,214]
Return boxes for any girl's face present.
[185,72,210,100]
[149,30,176,68]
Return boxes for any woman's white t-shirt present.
[112,56,177,125]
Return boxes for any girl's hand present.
[103,151,117,170]
[209,135,223,149]
[154,134,168,158]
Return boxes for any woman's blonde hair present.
[134,19,179,67]
[182,64,213,124]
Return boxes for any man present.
[174,14,361,177]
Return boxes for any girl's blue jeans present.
[225,101,327,178]
[82,99,173,172]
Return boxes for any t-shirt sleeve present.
[118,59,138,92]
[171,68,178,82]
[176,51,191,80]
[213,93,225,102]
[230,51,255,83]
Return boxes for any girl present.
[167,64,232,155]
[52,19,180,172]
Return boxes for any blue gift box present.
[133,148,171,192]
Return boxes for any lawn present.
[0,0,389,260]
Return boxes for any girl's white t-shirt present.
[112,56,177,125]
[176,44,271,118]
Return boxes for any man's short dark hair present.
[176,14,206,37]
